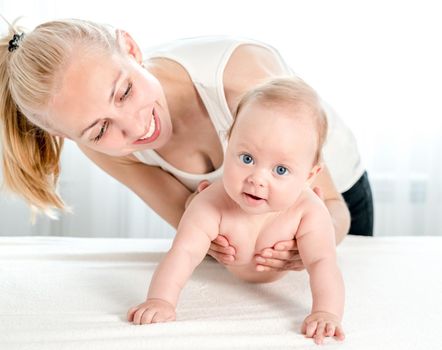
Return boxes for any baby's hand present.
[127,298,176,325]
[301,311,345,345]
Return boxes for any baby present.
[128,77,345,344]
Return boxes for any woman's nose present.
[118,112,146,139]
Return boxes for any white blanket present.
[0,236,440,350]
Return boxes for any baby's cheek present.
[223,165,242,193]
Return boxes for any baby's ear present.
[306,162,323,185]
[116,29,143,64]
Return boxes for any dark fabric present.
[342,171,374,236]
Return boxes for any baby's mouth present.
[245,193,263,200]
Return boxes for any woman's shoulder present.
[223,40,291,104]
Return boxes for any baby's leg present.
[227,265,288,283]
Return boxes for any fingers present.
[313,320,326,345]
[253,240,302,271]
[254,249,304,272]
[151,310,176,323]
[128,305,176,325]
[212,235,230,248]
[127,306,137,322]
[131,306,154,325]
[273,239,298,251]
[325,323,336,337]
[261,248,298,261]
[185,180,211,209]
[208,249,235,264]
[302,317,345,344]
[301,320,307,335]
[305,320,318,338]
[209,238,235,255]
[208,235,236,265]
[255,257,300,271]
[139,308,157,325]
[197,180,211,192]
[334,324,346,341]
[312,186,324,200]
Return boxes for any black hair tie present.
[8,33,24,52]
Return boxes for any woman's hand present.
[254,239,304,271]
[254,187,324,272]
[185,180,211,209]
[208,234,236,265]
[186,180,237,265]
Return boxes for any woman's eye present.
[119,82,132,102]
[93,121,108,143]
[239,153,254,165]
[274,165,289,176]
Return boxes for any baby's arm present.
[296,196,345,344]
[127,196,221,325]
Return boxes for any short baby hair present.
[229,77,328,164]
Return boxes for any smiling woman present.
[48,38,171,157]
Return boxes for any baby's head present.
[228,77,328,164]
[223,77,328,214]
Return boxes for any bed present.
[0,235,440,349]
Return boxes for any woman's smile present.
[133,107,161,145]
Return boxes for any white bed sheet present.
[0,235,440,350]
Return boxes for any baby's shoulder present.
[295,187,330,218]
[190,180,232,210]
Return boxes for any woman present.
[0,18,373,271]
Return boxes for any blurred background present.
[1,0,441,237]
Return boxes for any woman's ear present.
[305,163,323,186]
[116,29,143,64]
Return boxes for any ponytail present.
[1,18,65,215]
[1,102,65,213]
[1,16,119,215]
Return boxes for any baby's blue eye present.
[274,165,289,176]
[239,153,254,165]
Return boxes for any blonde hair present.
[229,77,328,164]
[0,18,120,215]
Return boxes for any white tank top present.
[133,36,364,192]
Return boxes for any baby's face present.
[223,102,319,214]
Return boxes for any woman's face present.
[48,46,172,157]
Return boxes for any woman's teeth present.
[139,116,156,140]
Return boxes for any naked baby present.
[128,77,345,344]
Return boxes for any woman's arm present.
[310,165,351,244]
[79,145,191,228]
[79,145,236,263]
